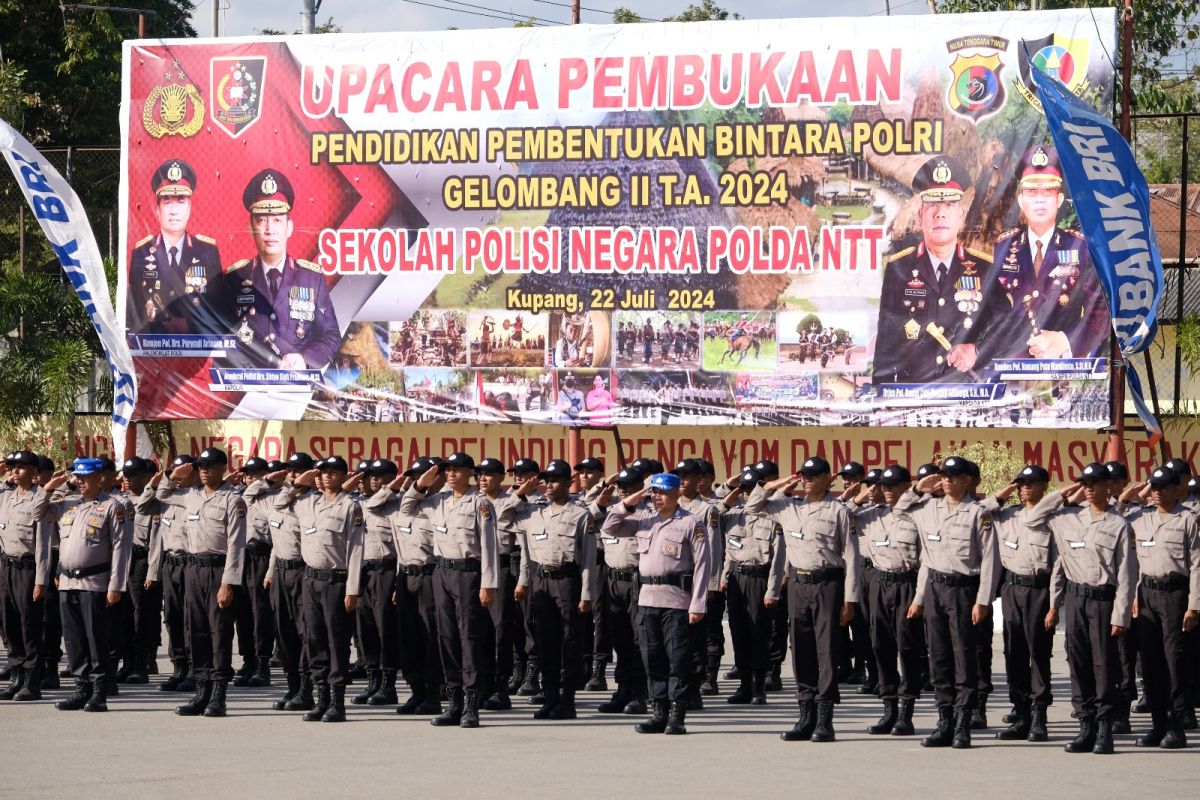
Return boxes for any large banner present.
[120,9,1116,427]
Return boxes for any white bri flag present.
[1,118,138,446]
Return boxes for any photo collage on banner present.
[119,8,1115,427]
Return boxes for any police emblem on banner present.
[142,61,204,138]
[210,57,267,138]
[945,36,1008,122]
[1017,34,1091,113]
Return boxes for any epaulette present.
[195,234,217,245]
[1064,228,1085,239]
[966,247,993,263]
[295,259,322,273]
[227,259,252,271]
[884,246,914,265]
[996,227,1020,240]
[134,235,154,248]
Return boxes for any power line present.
[436,0,563,25]
[393,0,561,26]
[530,0,661,22]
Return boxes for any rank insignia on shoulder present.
[195,234,217,245]
[228,259,252,271]
[296,259,322,273]
[135,235,154,248]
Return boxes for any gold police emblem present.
[932,162,952,184]
[1031,148,1049,168]
[142,80,204,139]
[261,174,278,196]
[167,163,183,182]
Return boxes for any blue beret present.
[649,473,681,491]
[72,458,105,476]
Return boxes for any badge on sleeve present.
[480,501,493,520]
[694,522,706,539]
[235,499,247,518]
[352,507,364,527]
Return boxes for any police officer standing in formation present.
[234,457,277,688]
[575,458,611,693]
[478,457,526,711]
[749,457,859,743]
[1124,465,1199,748]
[0,451,52,700]
[158,448,246,718]
[346,459,402,707]
[127,159,223,335]
[113,457,161,686]
[1031,463,1135,754]
[718,467,780,705]
[900,456,999,749]
[981,465,1056,742]
[45,459,131,711]
[140,455,196,693]
[837,461,876,690]
[672,459,723,705]
[402,453,499,728]
[220,169,342,370]
[598,472,710,735]
[258,453,316,711]
[276,457,364,722]
[852,465,924,735]
[36,455,64,691]
[507,460,597,720]
[590,467,649,715]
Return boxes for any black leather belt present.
[1,553,35,569]
[641,571,693,589]
[929,569,980,589]
[58,562,111,579]
[131,545,149,558]
[189,553,226,568]
[165,552,188,567]
[363,558,397,572]
[1065,580,1116,601]
[305,566,349,582]
[732,563,770,578]
[789,566,845,584]
[274,557,305,571]
[609,568,639,582]
[437,556,481,572]
[531,561,580,579]
[876,568,918,584]
[400,562,436,577]
[1141,573,1188,592]
[1006,572,1051,589]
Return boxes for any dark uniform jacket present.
[128,232,224,335]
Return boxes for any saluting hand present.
[170,462,194,482]
[265,469,289,483]
[387,473,407,492]
[596,483,617,508]
[294,469,319,488]
[416,465,440,490]
[43,471,71,492]
[916,474,941,494]
[342,471,364,493]
[621,488,647,509]
[516,475,540,498]
[995,481,1019,503]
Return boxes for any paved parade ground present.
[2,632,1196,799]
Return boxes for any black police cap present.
[837,461,866,479]
[242,457,270,473]
[369,458,398,476]
[475,458,506,476]
[266,460,287,472]
[1014,465,1050,484]
[939,456,971,477]
[670,458,703,476]
[287,452,315,471]
[508,458,539,475]
[36,456,55,473]
[753,459,780,480]
[1075,462,1109,483]
[612,468,644,487]
[539,460,572,481]
[193,448,228,468]
[318,456,349,472]
[913,155,970,201]
[631,458,664,476]
[171,454,194,468]
[798,456,831,477]
[98,457,118,472]
[4,450,38,467]
[916,463,940,479]
[243,168,294,215]
[864,468,883,486]
[574,458,604,473]
[1149,466,1178,489]
[356,460,372,473]
[120,457,154,476]
[1164,458,1193,478]
[697,459,716,477]
[738,468,763,493]
[879,464,912,486]
[445,452,475,470]
[1104,461,1130,481]
[151,159,196,197]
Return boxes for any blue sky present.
[191,0,927,36]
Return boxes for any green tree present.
[259,17,343,35]
[664,0,740,21]
[612,6,645,23]
[513,17,536,28]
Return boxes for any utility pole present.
[67,5,154,37]
[212,0,219,36]
[571,0,580,24]
[302,0,322,34]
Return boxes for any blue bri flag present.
[1031,66,1164,443]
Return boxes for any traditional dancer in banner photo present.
[0,452,52,701]
[985,145,1109,363]
[873,157,1001,385]
[220,169,342,370]
[127,159,224,336]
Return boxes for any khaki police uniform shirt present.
[1127,502,1200,610]
[587,496,643,571]
[49,490,131,593]
[600,502,710,614]
[283,490,365,592]
[157,482,247,586]
[364,487,435,566]
[1032,491,1136,628]
[136,483,186,582]
[401,485,500,590]
[241,480,283,545]
[745,486,860,604]
[0,484,52,585]
[855,503,922,577]
[513,499,598,602]
[357,487,398,563]
[979,495,1057,578]
[265,484,310,581]
[896,489,999,607]
[680,494,722,591]
[493,491,528,556]
[720,505,780,576]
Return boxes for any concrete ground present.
[1,632,1196,799]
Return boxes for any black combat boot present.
[0,666,26,700]
[549,689,577,720]
[273,673,300,711]
[767,663,783,692]
[970,693,988,730]
[921,705,954,748]
[751,672,767,705]
[1112,700,1132,734]
[727,676,753,705]
[125,650,149,684]
[518,657,540,696]
[857,663,878,696]
[203,680,229,717]
[996,702,1031,740]
[685,685,704,711]
[233,658,256,687]
[176,664,197,694]
[247,657,271,688]
[811,701,836,742]
[1002,703,1019,725]
[40,658,60,690]
[1133,690,1149,714]
[635,700,669,734]
[1137,710,1168,748]
[1028,703,1049,742]
[83,683,108,712]
[892,698,916,736]
[353,669,381,705]
[665,701,688,735]
[1160,713,1188,749]
[598,685,630,714]
[431,688,463,726]
[415,684,444,715]
[586,656,608,691]
[724,665,740,680]
[868,698,898,735]
[13,663,41,701]
[482,686,512,711]
[55,681,93,711]
[624,686,648,715]
[952,706,972,748]
[397,680,426,715]
[460,687,481,728]
[115,659,133,684]
[533,686,561,720]
[285,674,315,711]
[369,669,398,706]
[1064,716,1097,753]
[700,665,719,696]
[0,663,11,681]
[781,699,816,741]
[1092,717,1115,754]
[508,658,525,694]
[175,681,212,716]
[304,683,331,722]
[322,685,347,722]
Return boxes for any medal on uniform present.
[296,322,305,339]
[238,318,254,344]
[904,318,920,340]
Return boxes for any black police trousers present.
[868,575,924,701]
[841,565,873,673]
[236,547,275,665]
[1063,592,1121,720]
[592,558,612,661]
[115,549,161,669]
[269,561,307,675]
[184,562,235,683]
[606,570,644,689]
[530,571,588,693]
[1137,584,1191,718]
[1,558,43,671]
[162,557,188,665]
[638,605,691,703]
[357,560,400,671]
[434,565,494,693]
[43,549,62,663]
[62,589,110,684]
[789,577,843,703]
[727,570,772,674]
[397,569,443,691]
[1000,582,1053,706]
[925,580,979,709]
[302,573,352,686]
[769,582,789,668]
[489,555,520,687]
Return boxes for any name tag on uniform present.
[729,538,744,549]
[789,531,804,540]
[187,514,200,521]
[874,539,890,547]
[927,534,941,542]
[1004,540,1019,550]
[399,526,412,534]
[161,518,171,528]
[305,527,317,535]
[269,520,281,528]
[0,522,7,530]
[602,536,619,545]
[1068,540,1085,549]
[1138,539,1156,548]
[436,525,448,533]
[534,532,549,541]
